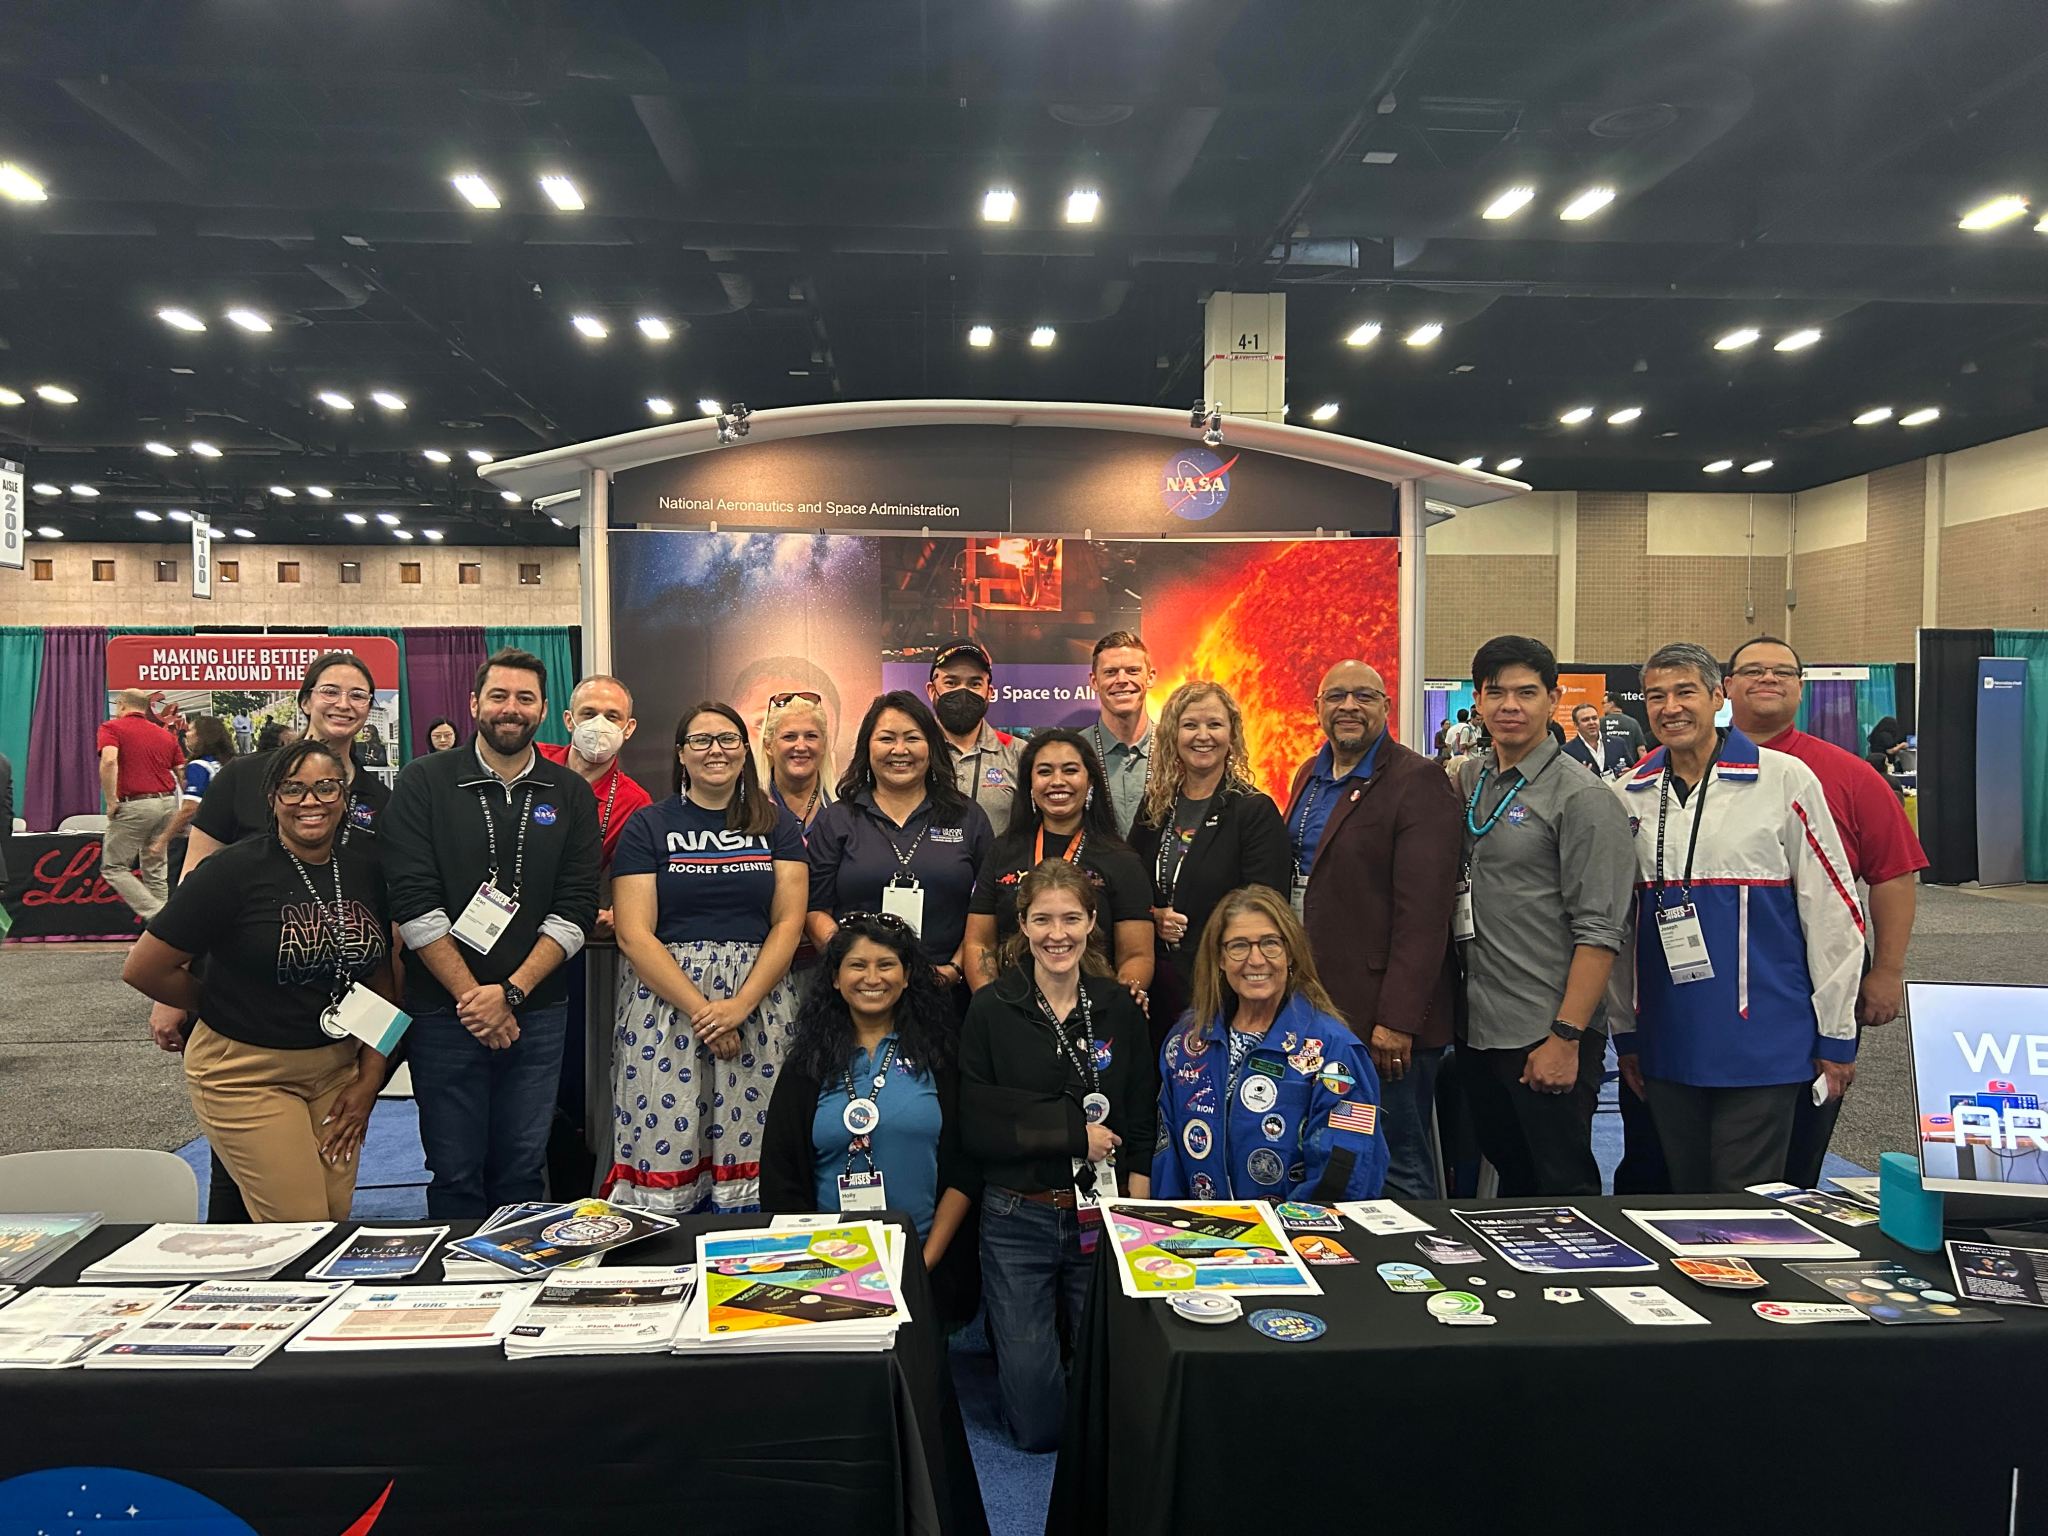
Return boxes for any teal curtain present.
[0,627,45,821]
[1993,631,2048,882]
[335,626,412,762]
[1855,664,1898,748]
[484,626,575,748]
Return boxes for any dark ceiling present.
[3,0,2047,547]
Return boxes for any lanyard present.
[880,813,928,885]
[479,783,535,899]
[1034,982,1099,1099]
[595,768,620,844]
[1154,796,1207,906]
[841,1038,898,1177]
[1091,723,1145,775]
[282,843,354,1006]
[1654,757,1715,907]
[1034,825,1083,866]
[1293,744,1377,869]
[1464,764,1526,839]
[772,778,822,828]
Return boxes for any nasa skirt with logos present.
[601,938,798,1215]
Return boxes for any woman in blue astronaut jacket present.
[1151,884,1388,1203]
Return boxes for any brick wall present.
[1425,554,1557,676]
[1940,505,2048,628]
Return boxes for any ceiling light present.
[34,384,77,404]
[1345,322,1382,348]
[317,390,354,410]
[1773,328,1822,352]
[231,527,254,539]
[1899,406,1941,426]
[1558,185,1616,221]
[1308,402,1340,423]
[538,174,585,211]
[1741,458,1774,473]
[1713,327,1761,351]
[1362,150,1399,165]
[392,528,414,541]
[967,325,994,348]
[451,173,500,210]
[637,317,671,341]
[134,510,162,522]
[375,512,400,526]
[31,482,58,496]
[224,308,271,333]
[0,387,21,406]
[466,448,492,463]
[423,449,451,464]
[342,512,367,526]
[143,441,177,457]
[1457,455,1485,470]
[1703,459,1734,473]
[696,398,722,416]
[1482,184,1536,220]
[206,527,226,540]
[1495,457,1524,473]
[647,396,675,416]
[34,526,61,539]
[1558,405,1595,425]
[268,485,295,499]
[157,307,207,332]
[0,163,48,202]
[1064,188,1101,224]
[166,510,192,523]
[305,486,333,499]
[571,315,607,340]
[1853,406,1893,426]
[1957,194,2028,231]
[189,441,221,457]
[69,484,99,498]
[370,391,406,411]
[500,489,520,502]
[981,187,1017,223]
[1404,322,1444,346]
[1606,406,1643,424]
[1029,326,1056,348]
[422,529,445,542]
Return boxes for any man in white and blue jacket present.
[1610,643,1865,1193]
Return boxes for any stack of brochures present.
[0,1212,104,1283]
[0,1285,185,1368]
[679,1221,909,1355]
[80,1222,335,1283]
[504,1265,698,1359]
[284,1283,536,1352]
[444,1199,677,1279]
[83,1281,350,1370]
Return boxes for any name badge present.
[452,881,519,954]
[1452,880,1475,942]
[837,1171,888,1212]
[880,881,925,935]
[321,983,412,1055]
[1656,902,1714,984]
[1073,1155,1119,1211]
[1290,873,1309,920]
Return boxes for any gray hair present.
[1641,642,1722,691]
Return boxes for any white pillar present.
[578,468,612,674]
[1399,479,1425,746]
[1202,293,1287,422]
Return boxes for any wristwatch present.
[502,982,527,1011]
[1549,1019,1589,1043]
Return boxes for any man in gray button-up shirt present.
[1455,636,1636,1197]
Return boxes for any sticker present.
[1753,1301,1869,1325]
[1497,1289,1517,1300]
[1170,1293,1242,1325]
[1273,1201,1342,1232]
[1317,1063,1356,1096]
[1184,1032,1210,1058]
[1181,1119,1212,1161]
[1247,1308,1327,1342]
[1505,803,1530,825]
[1091,1039,1114,1070]
[1292,1236,1356,1266]
[532,802,558,826]
[1427,1290,1486,1319]
[1674,1256,1768,1290]
[1240,1075,1279,1114]
[1260,1113,1287,1142]
[1185,1084,1217,1115]
[348,800,376,830]
[1378,1262,1444,1294]
[1467,1275,1489,1287]
[1246,1147,1284,1186]
[1173,1064,1204,1085]
[983,765,1008,786]
[1190,1173,1216,1198]
[1543,1288,1582,1305]
[1288,1038,1325,1075]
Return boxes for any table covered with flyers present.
[1047,1193,2048,1536]
[2,1210,987,1536]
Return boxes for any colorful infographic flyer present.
[1102,1200,1321,1299]
[1791,1259,2002,1325]
[696,1223,909,1336]
[1453,1207,1658,1274]
[1946,1241,2048,1309]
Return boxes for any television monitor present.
[1907,981,2048,1199]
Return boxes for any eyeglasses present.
[1730,665,1802,682]
[1221,935,1289,962]
[683,731,744,751]
[768,690,824,708]
[842,911,917,934]
[276,778,345,804]
[311,685,373,706]
[1321,687,1387,707]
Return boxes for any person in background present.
[1285,659,1461,1199]
[1150,885,1387,1204]
[1457,637,1636,1198]
[0,749,13,885]
[255,721,292,755]
[1602,695,1649,760]
[98,688,184,920]
[963,728,1153,1002]
[123,740,396,1221]
[927,641,1021,830]
[381,647,602,1216]
[961,860,1154,1453]
[149,715,237,868]
[759,692,837,997]
[1126,681,1290,1044]
[1443,708,1479,758]
[1612,642,1865,1192]
[806,691,993,1004]
[604,702,805,1214]
[760,912,975,1316]
[1084,631,1157,838]
[1724,636,1927,1187]
[1563,702,1630,780]
[1866,715,1908,782]
[426,718,461,754]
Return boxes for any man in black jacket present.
[382,648,601,1216]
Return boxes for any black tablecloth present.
[1049,1195,2048,1536]
[5,1213,987,1536]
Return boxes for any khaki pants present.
[184,1022,363,1222]
[103,794,178,919]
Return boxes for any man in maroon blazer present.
[1285,660,1463,1198]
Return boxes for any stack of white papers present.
[0,1213,104,1283]
[442,1203,610,1282]
[84,1281,349,1370]
[285,1284,536,1352]
[679,1222,908,1356]
[0,1285,184,1368]
[505,1265,698,1359]
[80,1222,335,1283]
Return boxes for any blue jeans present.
[980,1186,1095,1453]
[409,1003,569,1218]
[1380,1042,1449,1201]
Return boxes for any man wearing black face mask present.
[928,641,1022,832]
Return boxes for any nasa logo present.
[1505,803,1530,826]
[1160,446,1240,521]
[533,802,558,826]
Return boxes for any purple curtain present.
[402,626,487,761]
[1805,678,1860,754]
[26,626,110,831]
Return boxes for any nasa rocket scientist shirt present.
[613,796,808,945]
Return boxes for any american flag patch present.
[1329,1103,1378,1136]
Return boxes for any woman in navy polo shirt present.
[606,701,808,1214]
[805,690,993,1004]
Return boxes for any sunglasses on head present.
[841,911,917,935]
[769,690,824,708]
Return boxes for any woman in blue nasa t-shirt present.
[606,702,808,1214]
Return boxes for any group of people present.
[110,621,1921,1454]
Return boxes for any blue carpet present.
[949,1315,1056,1536]
[174,1098,429,1220]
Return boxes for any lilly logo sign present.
[1160,447,1239,520]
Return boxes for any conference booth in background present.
[1917,627,2048,889]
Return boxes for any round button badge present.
[1083,1092,1111,1125]
[1247,1308,1327,1342]
[1240,1075,1278,1114]
[842,1098,880,1137]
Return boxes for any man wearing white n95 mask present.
[539,675,655,916]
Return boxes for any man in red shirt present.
[537,675,654,913]
[96,688,185,919]
[1726,636,1928,1186]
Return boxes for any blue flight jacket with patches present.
[1149,992,1388,1203]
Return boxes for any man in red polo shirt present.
[1725,636,1928,1186]
[537,675,653,911]
[96,689,185,919]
